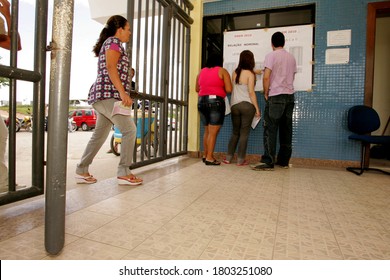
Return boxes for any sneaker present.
[251,163,274,171]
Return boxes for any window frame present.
[202,4,316,68]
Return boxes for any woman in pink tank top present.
[195,54,232,165]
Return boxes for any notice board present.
[223,24,314,91]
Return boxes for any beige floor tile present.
[121,204,183,226]
[1,157,390,260]
[65,210,117,237]
[44,238,129,260]
[85,197,144,217]
[132,227,211,259]
[84,218,161,250]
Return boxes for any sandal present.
[205,159,221,166]
[237,160,249,166]
[117,175,143,186]
[222,159,231,164]
[75,174,97,184]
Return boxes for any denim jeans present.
[226,101,256,163]
[198,95,225,126]
[262,94,295,166]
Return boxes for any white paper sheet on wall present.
[223,24,314,92]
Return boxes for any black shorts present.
[198,95,225,126]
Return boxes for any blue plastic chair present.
[346,105,390,175]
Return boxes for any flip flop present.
[237,160,249,166]
[75,174,97,184]
[117,175,143,186]
[205,159,221,166]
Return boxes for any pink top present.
[198,67,226,98]
[264,49,297,97]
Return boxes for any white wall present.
[88,0,126,24]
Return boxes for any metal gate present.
[129,0,193,168]
[0,0,48,206]
[0,0,193,254]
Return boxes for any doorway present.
[365,1,390,167]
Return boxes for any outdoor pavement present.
[10,129,119,189]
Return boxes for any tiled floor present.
[0,156,390,260]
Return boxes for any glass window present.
[269,9,313,27]
[202,5,315,67]
[227,14,266,30]
[203,17,223,66]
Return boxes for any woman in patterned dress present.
[75,15,142,186]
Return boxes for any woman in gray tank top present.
[224,50,261,166]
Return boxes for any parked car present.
[69,109,97,131]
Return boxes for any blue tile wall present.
[200,0,380,162]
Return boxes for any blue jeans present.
[198,95,225,126]
[261,94,295,166]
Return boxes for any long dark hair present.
[234,50,255,84]
[92,15,128,57]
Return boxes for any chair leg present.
[347,143,390,175]
[365,167,390,175]
[346,144,366,175]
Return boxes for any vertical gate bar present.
[156,3,162,98]
[156,3,163,158]
[161,5,171,158]
[45,0,74,255]
[135,0,142,90]
[150,0,157,157]
[141,0,150,160]
[179,22,185,151]
[133,0,143,163]
[126,0,136,162]
[32,0,49,190]
[175,18,181,152]
[150,0,156,97]
[126,0,134,69]
[183,25,190,151]
[8,0,20,192]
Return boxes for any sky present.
[0,0,103,103]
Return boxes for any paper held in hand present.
[112,101,132,116]
[251,116,261,129]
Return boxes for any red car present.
[69,109,97,131]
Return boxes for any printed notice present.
[327,29,351,46]
[223,24,314,91]
[325,48,350,64]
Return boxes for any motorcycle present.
[43,116,76,132]
[68,117,77,132]
[18,115,33,131]
[5,117,23,132]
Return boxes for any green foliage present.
[0,56,10,88]
[0,77,9,88]
[0,105,33,115]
